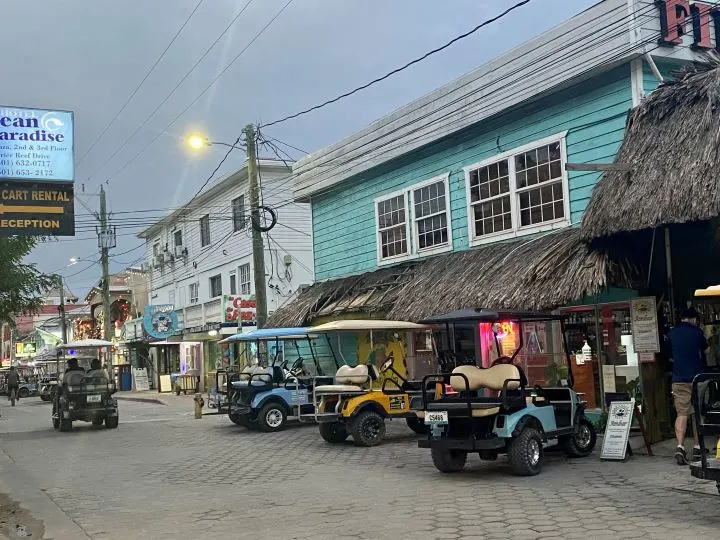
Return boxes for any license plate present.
[425,411,448,425]
[87,395,101,403]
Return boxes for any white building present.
[137,160,314,390]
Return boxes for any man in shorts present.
[669,308,709,465]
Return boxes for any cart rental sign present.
[657,1,720,49]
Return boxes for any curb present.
[115,395,167,406]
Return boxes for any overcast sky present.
[3,0,597,297]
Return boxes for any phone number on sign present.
[0,159,53,168]
[0,168,55,178]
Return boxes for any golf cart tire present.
[349,410,386,447]
[105,416,119,429]
[40,395,50,402]
[561,417,597,458]
[319,422,349,443]
[92,417,104,426]
[431,447,467,473]
[405,416,429,435]
[258,403,287,432]
[508,427,543,476]
[18,388,30,399]
[59,418,72,432]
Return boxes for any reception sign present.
[0,106,74,181]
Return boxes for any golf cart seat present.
[63,371,85,386]
[450,364,522,392]
[232,366,273,387]
[314,364,378,394]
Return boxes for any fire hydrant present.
[193,393,205,419]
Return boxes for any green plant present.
[544,362,569,386]
[626,378,642,402]
[593,410,608,431]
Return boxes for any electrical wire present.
[261,0,534,128]
[102,0,296,185]
[85,0,257,183]
[76,0,205,168]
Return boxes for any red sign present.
[223,295,257,326]
[657,0,719,49]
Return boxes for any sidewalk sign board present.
[600,399,635,460]
[132,368,150,391]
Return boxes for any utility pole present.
[97,186,115,375]
[57,275,68,344]
[245,124,267,329]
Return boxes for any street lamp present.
[185,133,245,151]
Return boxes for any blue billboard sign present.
[143,305,178,340]
[0,106,74,181]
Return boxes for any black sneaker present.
[675,446,688,465]
[692,447,709,460]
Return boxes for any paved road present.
[1,396,719,539]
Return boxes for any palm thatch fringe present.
[582,61,720,239]
[267,228,634,327]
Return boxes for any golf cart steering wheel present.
[289,357,304,374]
[380,357,394,373]
[491,356,514,366]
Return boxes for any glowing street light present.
[185,132,244,152]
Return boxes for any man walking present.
[669,308,709,465]
[5,365,20,406]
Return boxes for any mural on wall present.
[357,330,408,389]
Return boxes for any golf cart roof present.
[219,327,316,343]
[419,308,567,324]
[695,285,720,297]
[309,320,429,332]
[58,339,113,349]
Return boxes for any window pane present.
[518,180,565,228]
[473,194,511,236]
[554,201,565,219]
[380,225,407,258]
[549,141,561,161]
[516,170,527,189]
[537,145,549,164]
[538,163,550,183]
[377,195,406,229]
[520,209,530,226]
[526,167,538,186]
[417,214,448,250]
[529,189,540,207]
[550,160,562,179]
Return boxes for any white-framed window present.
[199,215,210,247]
[465,133,570,246]
[239,263,251,295]
[232,195,246,232]
[374,174,452,264]
[189,282,199,303]
[229,270,237,295]
[173,229,183,247]
[209,274,222,298]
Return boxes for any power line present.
[261,0,533,128]
[76,0,205,168]
[85,0,257,183]
[102,0,295,185]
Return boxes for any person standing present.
[669,307,710,465]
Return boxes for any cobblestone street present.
[1,396,719,539]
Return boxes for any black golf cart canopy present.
[419,308,567,325]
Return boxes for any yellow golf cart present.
[301,320,432,446]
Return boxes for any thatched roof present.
[267,227,634,327]
[582,62,720,239]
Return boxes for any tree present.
[0,237,55,325]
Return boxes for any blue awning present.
[219,327,315,343]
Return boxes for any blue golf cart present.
[221,327,337,432]
[418,309,596,476]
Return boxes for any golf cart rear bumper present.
[230,405,252,415]
[64,406,118,420]
[419,436,506,451]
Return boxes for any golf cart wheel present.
[105,416,119,429]
[508,427,543,476]
[18,387,30,399]
[51,405,60,429]
[319,422,348,443]
[59,418,72,432]
[716,481,720,496]
[40,395,50,402]
[405,416,429,435]
[92,417,104,426]
[431,447,467,473]
[349,410,386,447]
[561,417,597,458]
[258,403,287,432]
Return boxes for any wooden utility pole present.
[97,186,116,374]
[57,275,68,344]
[244,124,267,329]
